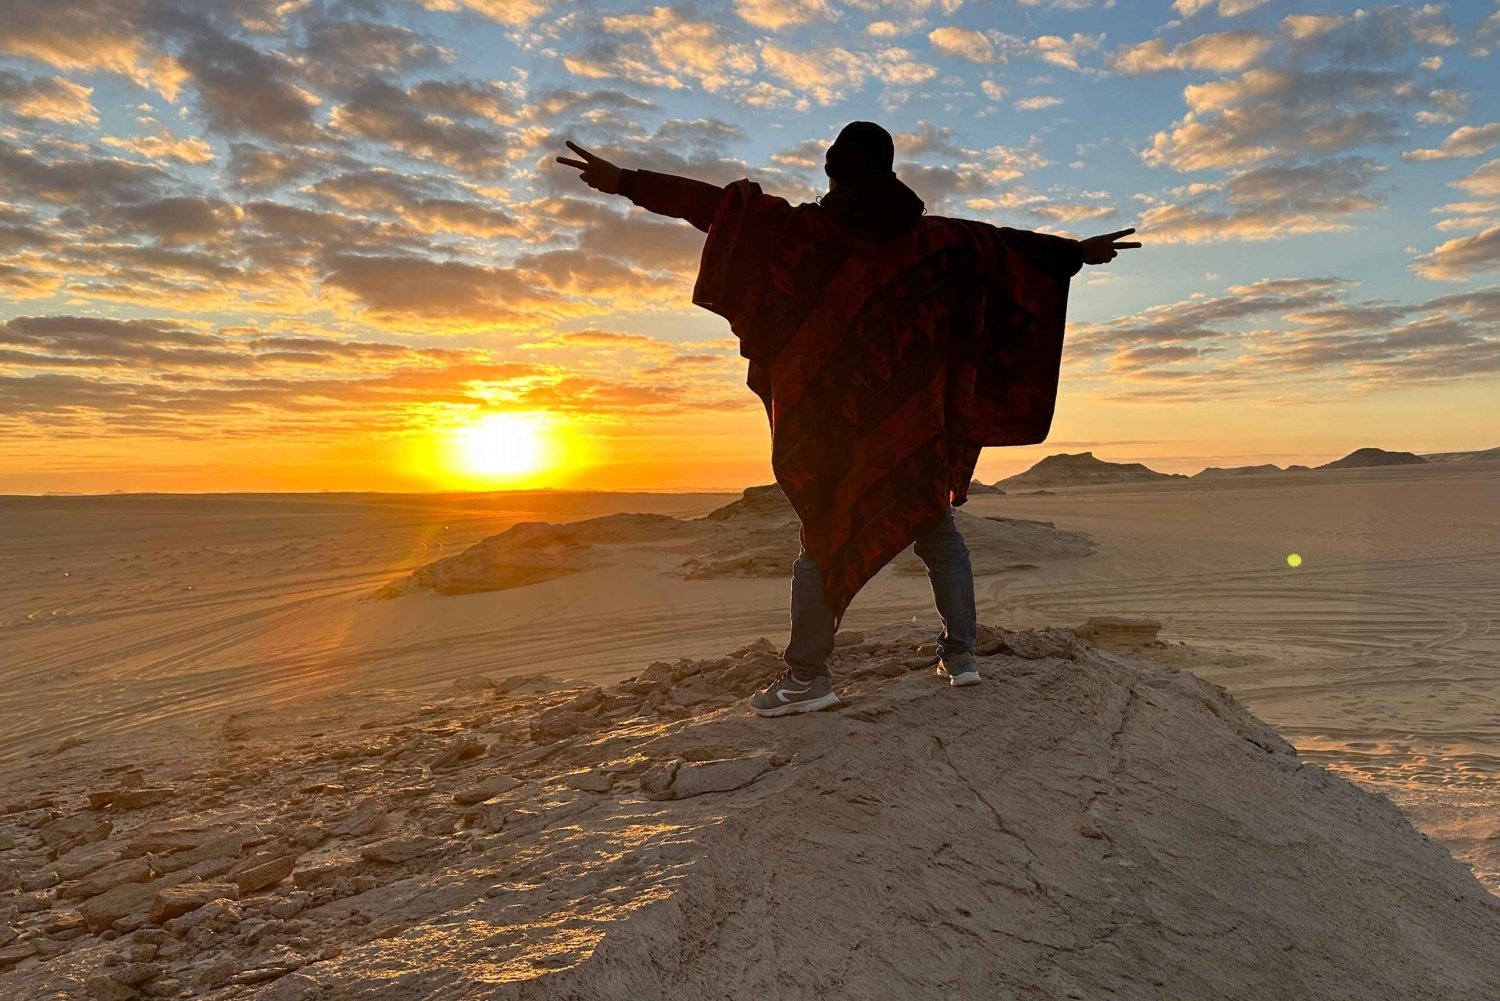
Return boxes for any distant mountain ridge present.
[1192,464,1283,479]
[978,445,1496,489]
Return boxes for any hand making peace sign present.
[555,140,623,196]
[1078,228,1141,265]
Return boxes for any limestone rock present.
[149,883,239,923]
[1075,616,1163,650]
[561,770,613,794]
[453,773,522,805]
[84,976,137,1000]
[40,813,112,849]
[663,755,774,800]
[111,788,175,810]
[330,798,385,838]
[1002,628,1078,660]
[430,734,487,769]
[232,854,296,894]
[58,857,154,901]
[361,837,441,865]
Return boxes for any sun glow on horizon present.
[457,413,549,477]
[412,411,587,489]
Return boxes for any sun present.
[454,412,550,479]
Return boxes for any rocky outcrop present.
[1075,615,1163,649]
[1000,452,1188,488]
[1317,447,1430,470]
[3,625,1497,999]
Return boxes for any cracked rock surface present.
[2,625,1498,1000]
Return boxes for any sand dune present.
[380,484,1095,597]
[3,627,1496,999]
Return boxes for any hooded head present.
[820,121,924,241]
[824,121,895,187]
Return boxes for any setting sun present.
[454,413,551,478]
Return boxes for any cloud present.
[178,33,322,142]
[418,0,554,28]
[300,19,451,75]
[1405,125,1500,162]
[598,7,757,93]
[734,0,834,31]
[321,253,574,329]
[120,196,245,246]
[526,88,657,122]
[1015,96,1063,111]
[0,72,98,126]
[1174,0,1269,16]
[1411,225,1500,281]
[1143,8,1466,173]
[329,80,515,176]
[0,0,186,100]
[226,143,338,191]
[410,80,521,126]
[0,137,168,207]
[1068,278,1500,396]
[1452,159,1500,197]
[1111,31,1269,74]
[760,44,869,105]
[1280,14,1346,41]
[102,118,217,165]
[1139,157,1386,243]
[929,26,995,63]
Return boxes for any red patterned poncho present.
[624,172,1082,629]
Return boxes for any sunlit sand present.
[3,461,1496,895]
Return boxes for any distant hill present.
[999,452,1187,488]
[1421,446,1500,463]
[1192,464,1283,479]
[967,479,1005,495]
[1317,447,1430,470]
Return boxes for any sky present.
[1,0,1497,494]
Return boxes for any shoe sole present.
[936,667,982,687]
[752,692,842,717]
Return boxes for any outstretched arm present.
[555,140,725,233]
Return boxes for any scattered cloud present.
[1412,226,1500,281]
[0,71,97,126]
[1404,124,1500,162]
[1111,32,1269,75]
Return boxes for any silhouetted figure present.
[558,122,1139,716]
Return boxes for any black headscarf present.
[820,121,925,243]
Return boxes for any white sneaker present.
[935,652,981,687]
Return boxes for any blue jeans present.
[784,506,977,679]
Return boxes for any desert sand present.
[2,461,1499,996]
[3,623,1499,999]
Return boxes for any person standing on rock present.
[557,122,1139,717]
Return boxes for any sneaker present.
[935,651,981,687]
[751,670,841,717]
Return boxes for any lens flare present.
[1287,553,1303,568]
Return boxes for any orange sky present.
[2,0,1497,494]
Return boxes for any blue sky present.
[1,1,1497,491]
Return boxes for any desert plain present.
[1,456,1497,997]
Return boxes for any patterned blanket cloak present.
[691,180,1083,629]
